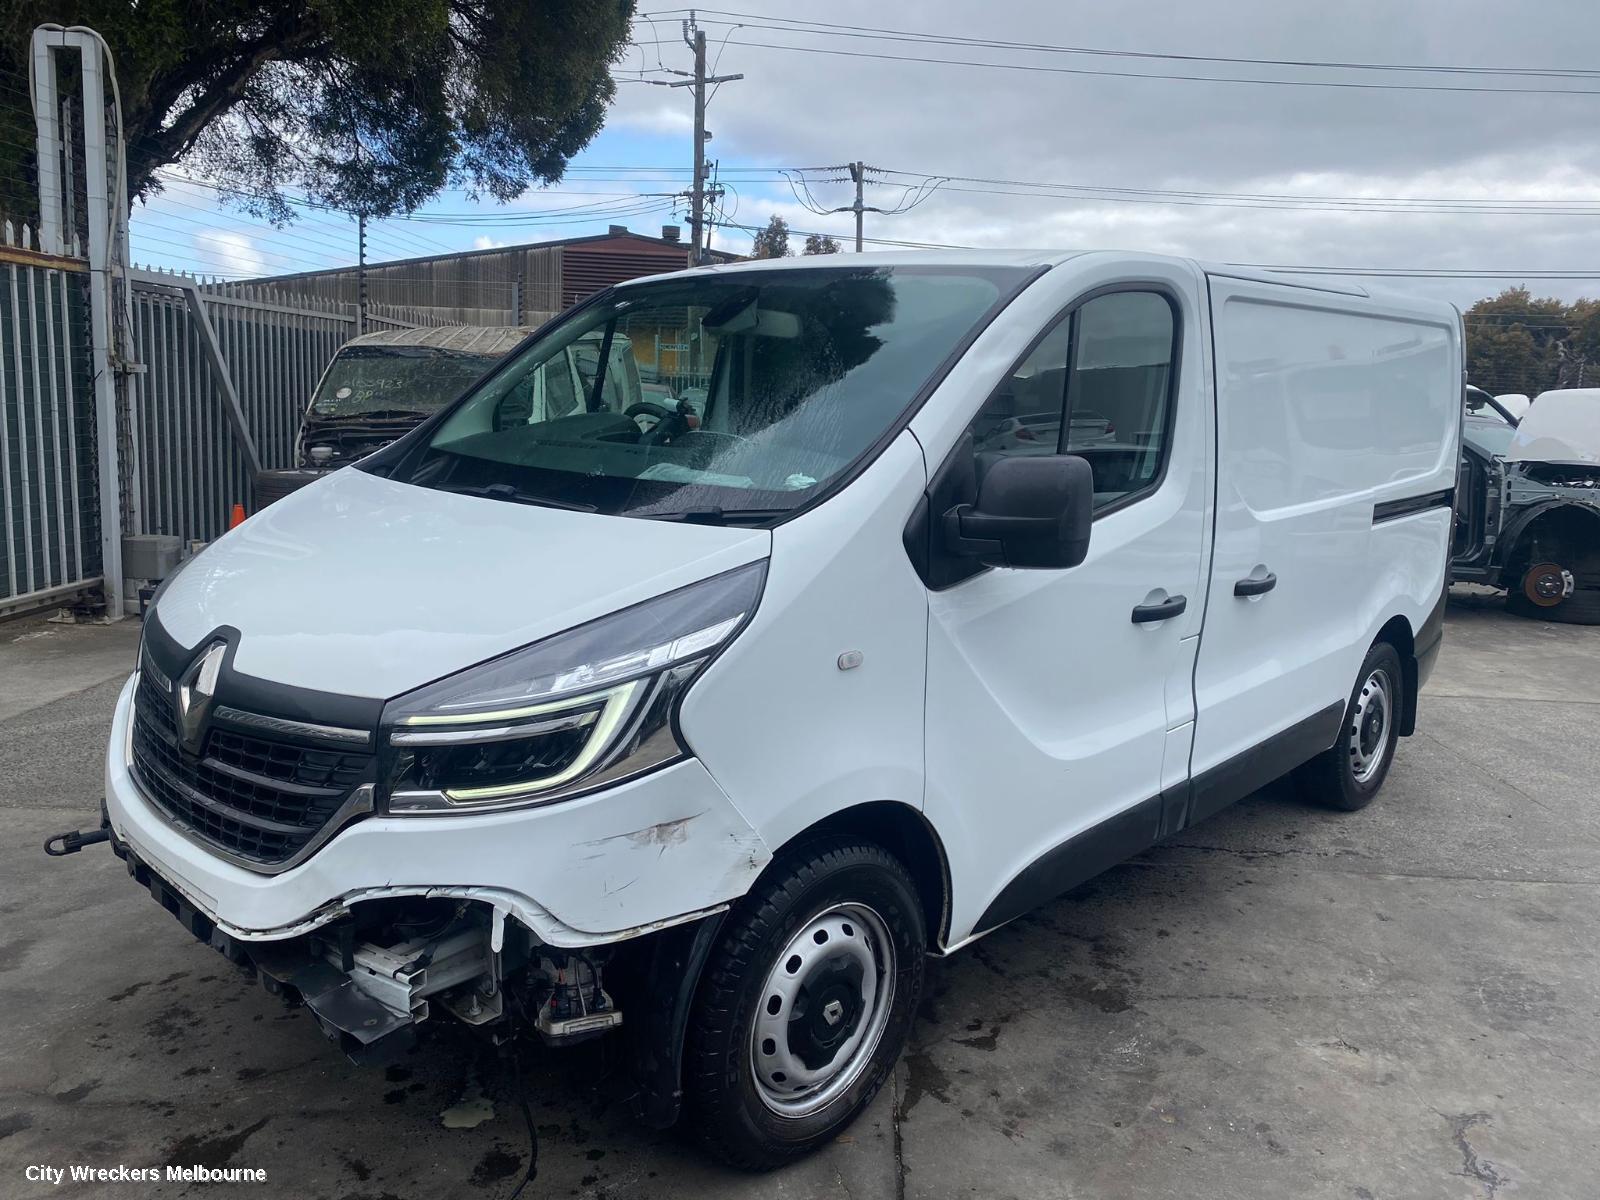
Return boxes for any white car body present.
[100,249,1461,1139]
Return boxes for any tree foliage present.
[803,232,840,255]
[1465,287,1600,395]
[750,214,791,259]
[0,0,634,222]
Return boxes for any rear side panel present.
[1188,277,1460,797]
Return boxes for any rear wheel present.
[683,840,925,1169]
[1295,642,1404,812]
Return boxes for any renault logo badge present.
[176,642,226,753]
[822,999,845,1027]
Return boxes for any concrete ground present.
[2,591,1597,1199]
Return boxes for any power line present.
[675,37,1600,97]
[642,9,1600,80]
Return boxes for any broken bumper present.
[103,674,771,947]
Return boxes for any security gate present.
[0,228,100,616]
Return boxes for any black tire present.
[1295,641,1404,812]
[1505,560,1600,626]
[683,839,926,1170]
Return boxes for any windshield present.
[311,347,504,418]
[1463,417,1517,458]
[383,266,1024,519]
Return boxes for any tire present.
[1505,560,1600,625]
[1294,641,1404,812]
[683,839,926,1170]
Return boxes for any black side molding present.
[973,793,1164,935]
[1373,488,1454,525]
[1186,701,1345,828]
[969,699,1347,937]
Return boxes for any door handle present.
[1131,594,1187,624]
[1233,572,1277,597]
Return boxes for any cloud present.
[607,0,1600,305]
[192,229,267,277]
[473,235,505,250]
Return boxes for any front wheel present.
[683,840,925,1169]
[1506,558,1600,625]
[1295,641,1404,812]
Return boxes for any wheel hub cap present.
[751,903,896,1118]
[1348,668,1392,785]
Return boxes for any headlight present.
[379,561,766,813]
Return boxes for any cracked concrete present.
[3,591,1598,1197]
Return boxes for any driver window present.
[965,290,1177,514]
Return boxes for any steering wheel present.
[625,400,687,442]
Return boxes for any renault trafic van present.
[70,251,1461,1167]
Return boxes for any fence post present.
[34,28,126,617]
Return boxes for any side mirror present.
[943,454,1093,569]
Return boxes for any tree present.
[1464,287,1570,396]
[751,214,791,259]
[803,232,841,255]
[0,1,635,223]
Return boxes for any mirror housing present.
[943,454,1093,570]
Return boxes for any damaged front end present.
[104,829,628,1066]
[246,895,622,1063]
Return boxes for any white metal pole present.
[70,32,125,617]
[29,33,63,255]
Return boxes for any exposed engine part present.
[528,951,624,1045]
[249,897,534,1061]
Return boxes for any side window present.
[964,290,1176,513]
[1068,292,1175,508]
[970,316,1072,460]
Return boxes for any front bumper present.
[104,674,771,946]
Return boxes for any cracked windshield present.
[384,266,1023,521]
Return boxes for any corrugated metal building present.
[247,225,736,327]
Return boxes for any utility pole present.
[664,13,741,265]
[849,162,867,251]
[356,213,367,334]
[825,162,883,252]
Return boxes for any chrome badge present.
[176,642,227,753]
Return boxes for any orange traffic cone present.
[228,503,247,529]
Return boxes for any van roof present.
[341,325,547,356]
[622,249,1455,315]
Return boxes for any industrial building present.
[247,225,738,327]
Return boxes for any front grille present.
[130,676,373,866]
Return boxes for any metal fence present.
[0,225,100,614]
[125,274,357,546]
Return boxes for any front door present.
[920,259,1212,944]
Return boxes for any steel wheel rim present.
[750,902,896,1118]
[1348,667,1393,785]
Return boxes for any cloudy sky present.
[131,0,1600,308]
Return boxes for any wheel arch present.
[1372,613,1419,736]
[1500,500,1600,582]
[774,801,953,951]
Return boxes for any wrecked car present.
[54,252,1462,1167]
[254,325,548,506]
[1453,386,1600,624]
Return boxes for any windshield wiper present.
[435,482,597,512]
[638,506,786,526]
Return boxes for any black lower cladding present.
[972,699,1348,934]
[130,675,374,864]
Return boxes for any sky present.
[128,0,1600,310]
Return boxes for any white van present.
[84,251,1461,1167]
